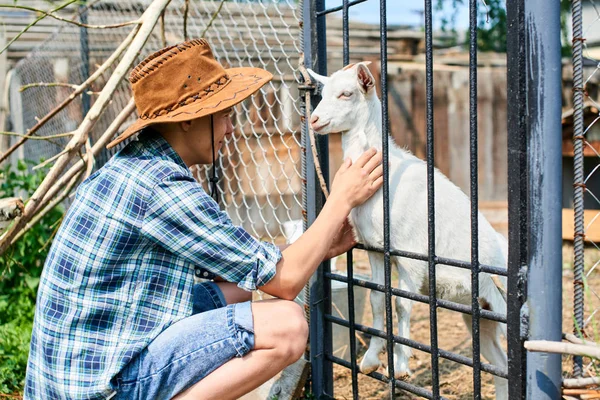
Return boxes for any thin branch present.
[12,98,136,244]
[10,169,83,246]
[160,9,166,47]
[524,340,600,359]
[0,0,78,55]
[0,3,141,29]
[84,139,94,179]
[183,0,189,41]
[565,333,598,347]
[563,377,600,388]
[20,82,79,92]
[0,131,74,140]
[200,0,227,38]
[0,22,141,164]
[33,148,69,170]
[298,60,329,198]
[0,198,24,233]
[0,0,172,254]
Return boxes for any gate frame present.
[301,0,564,398]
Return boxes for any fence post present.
[303,0,333,398]
[506,0,528,397]
[522,0,563,398]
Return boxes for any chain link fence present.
[5,0,304,242]
[570,0,600,379]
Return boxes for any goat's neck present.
[341,98,384,160]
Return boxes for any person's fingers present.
[362,151,383,174]
[372,176,384,190]
[338,157,352,173]
[369,165,383,181]
[354,148,378,168]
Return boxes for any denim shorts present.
[111,282,255,400]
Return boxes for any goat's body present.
[308,63,508,399]
[346,137,506,306]
[343,116,508,400]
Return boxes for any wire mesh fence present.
[5,0,304,242]
[570,0,600,379]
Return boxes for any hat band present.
[139,75,230,120]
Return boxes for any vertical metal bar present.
[379,0,394,396]
[524,0,563,398]
[343,0,349,66]
[424,0,440,398]
[468,0,481,398]
[80,0,90,117]
[571,0,585,377]
[347,250,359,399]
[506,0,528,397]
[341,1,357,398]
[306,0,333,397]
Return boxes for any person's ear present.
[180,120,193,132]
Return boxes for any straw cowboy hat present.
[107,39,273,149]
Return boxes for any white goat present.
[307,63,508,399]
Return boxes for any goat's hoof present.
[395,371,411,381]
[359,357,381,375]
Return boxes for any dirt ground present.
[327,244,600,400]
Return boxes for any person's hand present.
[330,148,383,210]
[326,217,357,260]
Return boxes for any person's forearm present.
[260,194,350,299]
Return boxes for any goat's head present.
[307,62,377,135]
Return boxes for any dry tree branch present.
[200,0,227,38]
[563,377,600,388]
[84,139,94,179]
[298,61,330,198]
[20,82,79,92]
[565,333,598,347]
[9,98,136,246]
[183,0,190,40]
[0,3,141,29]
[0,0,79,55]
[0,198,24,233]
[0,131,73,140]
[0,22,141,165]
[525,340,600,359]
[160,10,167,47]
[10,168,84,245]
[0,0,172,254]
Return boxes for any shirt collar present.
[138,128,189,171]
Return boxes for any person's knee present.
[278,301,308,363]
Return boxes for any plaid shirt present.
[25,130,281,399]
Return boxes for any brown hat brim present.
[106,67,273,149]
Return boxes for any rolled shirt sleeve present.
[141,173,281,291]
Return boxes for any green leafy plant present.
[0,160,64,395]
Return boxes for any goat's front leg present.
[359,252,386,375]
[394,264,414,380]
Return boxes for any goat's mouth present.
[311,120,330,133]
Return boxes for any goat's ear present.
[357,64,375,93]
[306,69,330,85]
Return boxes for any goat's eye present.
[338,91,353,99]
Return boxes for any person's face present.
[182,107,234,164]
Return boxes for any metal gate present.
[300,0,564,399]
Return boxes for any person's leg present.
[172,299,308,400]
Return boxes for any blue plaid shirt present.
[25,130,281,399]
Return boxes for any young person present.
[25,39,383,400]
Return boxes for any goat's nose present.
[310,115,319,126]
